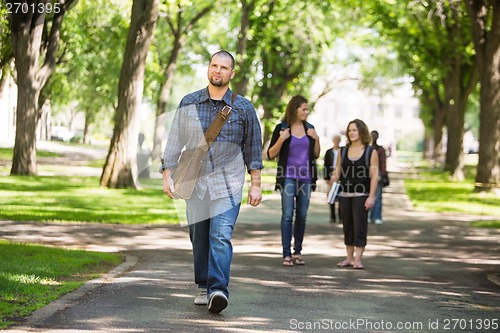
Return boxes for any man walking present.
[161,50,263,313]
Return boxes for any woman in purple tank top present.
[267,95,320,266]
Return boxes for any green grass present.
[0,175,178,224]
[0,240,123,329]
[471,220,500,228]
[405,168,500,227]
[0,169,278,224]
[0,147,59,160]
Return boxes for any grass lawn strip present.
[0,240,123,329]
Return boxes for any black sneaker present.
[207,291,228,313]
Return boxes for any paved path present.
[1,169,500,332]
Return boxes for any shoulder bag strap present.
[200,92,236,151]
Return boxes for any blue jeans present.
[186,191,242,298]
[280,178,312,258]
[369,178,383,221]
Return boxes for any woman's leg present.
[292,181,311,256]
[352,195,369,268]
[280,178,296,259]
[338,197,355,266]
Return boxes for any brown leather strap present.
[200,92,236,150]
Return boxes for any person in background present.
[267,95,320,267]
[369,130,388,225]
[161,50,263,313]
[329,119,378,270]
[324,134,342,223]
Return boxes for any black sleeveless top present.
[339,146,371,195]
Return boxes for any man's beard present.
[209,77,224,87]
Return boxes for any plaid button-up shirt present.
[161,87,263,200]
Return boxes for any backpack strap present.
[365,145,373,168]
[341,146,347,163]
[341,145,373,168]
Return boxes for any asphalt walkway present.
[1,153,499,332]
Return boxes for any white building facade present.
[308,79,423,151]
[0,75,17,145]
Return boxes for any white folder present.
[327,182,341,204]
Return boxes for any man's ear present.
[231,70,235,79]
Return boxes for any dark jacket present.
[323,147,340,181]
[267,121,318,191]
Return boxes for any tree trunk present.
[84,112,91,144]
[9,0,74,175]
[443,65,467,180]
[233,0,253,96]
[475,71,500,190]
[10,15,44,175]
[431,107,445,169]
[444,98,466,180]
[100,0,159,189]
[11,64,39,175]
[464,0,500,191]
[36,99,51,141]
[152,37,184,161]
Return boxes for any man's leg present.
[207,192,242,297]
[205,192,242,313]
[187,196,210,304]
[189,221,210,287]
[370,179,383,223]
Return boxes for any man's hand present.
[162,170,175,199]
[247,185,262,207]
[247,169,262,206]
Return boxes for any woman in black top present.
[329,119,378,269]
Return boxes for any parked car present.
[50,126,74,142]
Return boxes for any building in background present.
[308,79,423,155]
[0,75,17,145]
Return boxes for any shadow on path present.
[2,171,500,332]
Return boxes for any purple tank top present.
[285,135,312,182]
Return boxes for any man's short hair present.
[210,50,235,69]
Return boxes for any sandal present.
[282,257,294,266]
[337,260,353,267]
[292,255,305,265]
